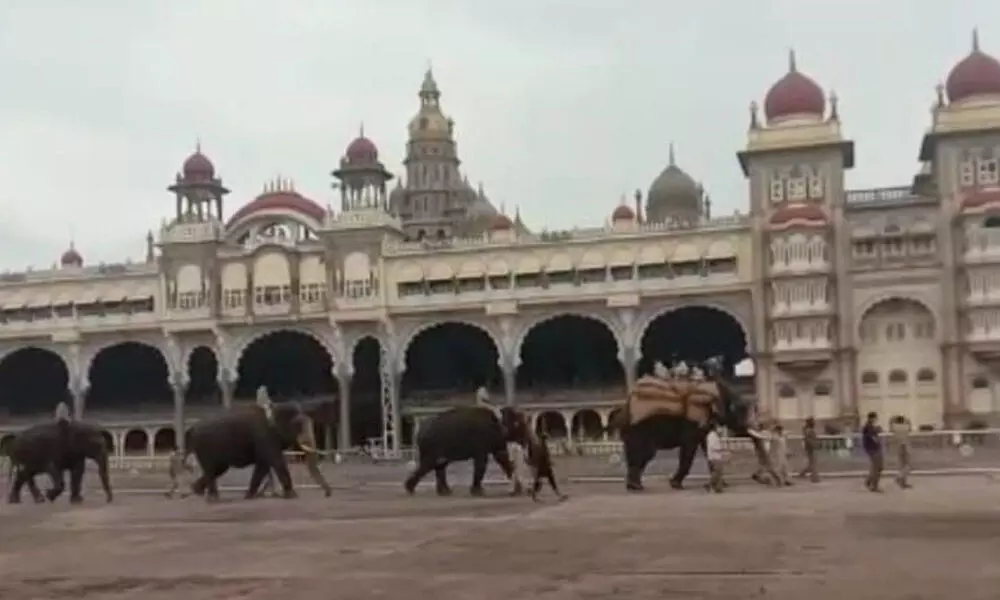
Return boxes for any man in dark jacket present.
[861,411,883,492]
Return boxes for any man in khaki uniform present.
[165,449,194,499]
[796,417,820,482]
[257,391,333,498]
[890,415,913,489]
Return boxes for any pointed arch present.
[397,320,503,372]
[231,326,340,373]
[513,312,622,362]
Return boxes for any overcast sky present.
[0,0,993,269]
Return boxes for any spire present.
[359,122,365,137]
[973,28,981,52]
[668,142,676,167]
[420,65,440,98]
[195,138,202,153]
[788,48,797,72]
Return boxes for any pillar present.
[218,368,234,409]
[618,345,638,390]
[70,380,87,421]
[172,376,187,453]
[335,369,352,451]
[501,357,518,406]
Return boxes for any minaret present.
[167,143,229,222]
[332,125,393,212]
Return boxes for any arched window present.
[814,381,832,396]
[888,369,908,384]
[972,375,990,389]
[861,370,879,385]
[778,383,795,398]
[916,368,936,383]
[984,215,1000,229]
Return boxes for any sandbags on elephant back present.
[626,376,720,426]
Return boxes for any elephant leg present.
[491,448,521,496]
[69,461,85,504]
[623,432,655,492]
[26,476,46,503]
[8,468,29,504]
[246,463,269,500]
[204,465,228,503]
[470,454,488,496]
[433,464,452,496]
[403,456,435,495]
[671,439,701,490]
[269,459,297,500]
[46,466,66,503]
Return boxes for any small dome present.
[227,183,327,227]
[646,145,701,222]
[345,130,379,163]
[946,31,1000,103]
[60,243,83,267]
[612,204,635,221]
[489,213,514,231]
[763,51,825,124]
[769,203,828,228]
[182,146,215,182]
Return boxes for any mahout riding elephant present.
[404,405,529,496]
[6,421,113,504]
[611,359,756,491]
[185,399,314,502]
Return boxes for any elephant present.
[611,367,756,492]
[404,405,529,496]
[185,400,315,502]
[6,421,113,505]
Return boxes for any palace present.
[3,34,1000,458]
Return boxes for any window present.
[916,368,936,383]
[808,173,824,198]
[978,158,999,186]
[769,178,785,203]
[888,369,908,384]
[814,382,832,396]
[787,177,807,201]
[972,375,990,389]
[861,371,879,385]
[299,283,324,305]
[778,384,796,398]
[960,159,976,187]
[223,289,244,309]
[984,215,1000,229]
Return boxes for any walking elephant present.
[185,400,315,502]
[611,362,756,491]
[404,405,529,496]
[6,421,113,505]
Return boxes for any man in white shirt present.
[704,423,726,493]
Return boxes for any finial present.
[668,142,676,166]
[359,121,365,137]
[973,28,980,52]
[619,192,627,206]
[828,90,839,121]
[936,83,945,107]
[788,48,797,72]
[195,137,202,153]
[749,101,760,129]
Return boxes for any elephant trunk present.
[94,448,113,503]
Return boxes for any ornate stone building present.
[2,35,1000,457]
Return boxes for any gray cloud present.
[0,0,995,267]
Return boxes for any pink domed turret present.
[181,144,215,182]
[345,127,379,164]
[763,51,826,124]
[60,242,83,268]
[489,213,514,231]
[612,204,636,222]
[946,30,1000,103]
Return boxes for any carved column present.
[616,308,639,391]
[172,373,187,453]
[290,254,302,315]
[244,261,255,318]
[502,364,517,406]
[618,345,638,391]
[68,343,87,420]
[496,316,519,406]
[71,383,87,421]
[218,368,234,409]
[214,330,234,409]
[335,366,352,451]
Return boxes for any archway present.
[350,336,382,447]
[535,411,568,438]
[153,428,176,453]
[516,314,622,392]
[185,346,220,407]
[234,330,337,401]
[857,298,941,427]
[400,322,501,402]
[570,409,604,440]
[0,347,70,418]
[87,342,172,416]
[0,434,15,455]
[123,429,148,455]
[639,306,748,377]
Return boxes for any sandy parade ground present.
[3,457,1000,600]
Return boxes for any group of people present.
[703,410,915,494]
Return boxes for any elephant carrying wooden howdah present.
[610,358,760,492]
[184,395,319,502]
[404,405,530,496]
[6,419,114,505]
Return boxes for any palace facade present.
[4,34,1000,456]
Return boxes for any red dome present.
[763,52,825,124]
[961,189,1000,211]
[227,189,327,227]
[946,34,1000,103]
[60,244,82,267]
[345,135,379,163]
[489,213,514,231]
[182,148,215,182]
[769,203,828,228]
[612,204,635,221]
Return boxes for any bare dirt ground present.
[3,474,1000,600]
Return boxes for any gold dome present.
[407,68,454,141]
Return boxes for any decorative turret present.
[59,242,83,269]
[611,196,638,232]
[646,144,704,223]
[332,124,393,212]
[168,143,230,222]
